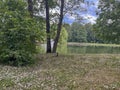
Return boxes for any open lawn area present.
[68,42,120,47]
[0,54,120,90]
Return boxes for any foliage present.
[94,0,120,44]
[0,0,44,66]
[84,23,103,43]
[68,22,87,42]
[63,22,103,43]
[63,23,71,32]
[57,27,68,54]
[51,25,68,54]
[34,0,86,53]
[84,23,95,43]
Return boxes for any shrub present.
[0,0,43,66]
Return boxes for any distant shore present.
[67,42,120,47]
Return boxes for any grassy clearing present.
[0,54,120,90]
[68,42,120,47]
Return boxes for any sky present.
[63,0,99,24]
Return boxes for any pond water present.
[67,46,120,54]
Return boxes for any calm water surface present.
[67,46,120,54]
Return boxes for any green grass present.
[0,78,15,89]
[68,42,120,47]
[0,54,120,90]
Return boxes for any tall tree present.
[52,0,86,53]
[53,0,64,53]
[94,0,120,44]
[33,0,86,53]
[45,0,51,53]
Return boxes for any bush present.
[0,0,43,66]
[0,49,34,66]
[57,27,68,54]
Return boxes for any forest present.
[0,0,120,89]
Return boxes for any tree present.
[51,24,68,54]
[84,23,95,43]
[94,0,120,44]
[68,22,87,42]
[45,0,51,53]
[63,23,71,33]
[0,0,44,66]
[57,27,68,54]
[33,0,86,53]
[52,0,86,52]
[53,0,65,53]
[33,0,57,53]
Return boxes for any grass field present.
[68,42,120,47]
[0,54,120,90]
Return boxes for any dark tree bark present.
[28,0,33,17]
[45,0,51,53]
[53,0,64,53]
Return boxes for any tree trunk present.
[53,0,64,53]
[28,0,33,17]
[45,0,51,53]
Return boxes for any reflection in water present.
[67,46,120,54]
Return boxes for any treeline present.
[64,22,102,43]
[65,0,120,44]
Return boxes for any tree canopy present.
[94,0,120,44]
[68,22,87,42]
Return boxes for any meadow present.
[0,54,120,90]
